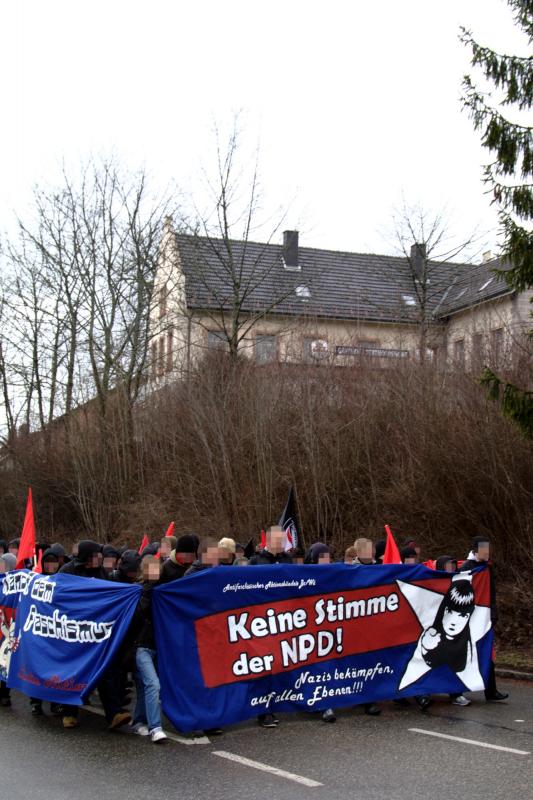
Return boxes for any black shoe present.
[204,727,223,735]
[258,713,279,728]
[50,703,64,716]
[364,703,381,716]
[416,696,432,711]
[486,691,509,701]
[322,708,336,723]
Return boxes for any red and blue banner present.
[0,570,140,704]
[153,563,493,732]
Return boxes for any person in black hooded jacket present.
[58,540,132,731]
[111,549,141,583]
[159,534,198,583]
[249,527,293,566]
[59,540,107,580]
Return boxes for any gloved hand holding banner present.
[153,563,493,732]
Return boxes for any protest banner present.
[0,570,140,705]
[153,563,492,732]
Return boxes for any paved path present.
[0,679,531,800]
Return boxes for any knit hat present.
[0,553,17,571]
[304,542,331,564]
[176,534,199,555]
[218,537,236,555]
[76,540,101,563]
[435,555,457,571]
[400,546,417,563]
[102,545,120,559]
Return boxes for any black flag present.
[278,486,300,551]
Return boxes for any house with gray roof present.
[149,224,531,378]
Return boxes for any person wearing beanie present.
[102,545,120,575]
[49,543,69,567]
[41,549,60,575]
[0,553,17,573]
[400,546,418,565]
[435,555,458,573]
[110,550,141,583]
[304,542,331,564]
[460,535,508,702]
[374,539,386,564]
[159,534,198,584]
[160,535,177,562]
[59,540,131,731]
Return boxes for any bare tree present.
[180,118,308,362]
[389,203,481,362]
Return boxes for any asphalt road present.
[0,679,531,800]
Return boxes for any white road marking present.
[409,727,530,755]
[82,705,210,745]
[212,750,323,787]
[515,719,525,723]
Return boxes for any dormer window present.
[401,294,416,306]
[295,285,311,300]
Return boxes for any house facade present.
[149,224,532,380]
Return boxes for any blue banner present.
[1,570,141,705]
[153,563,493,732]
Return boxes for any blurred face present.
[160,539,172,558]
[103,556,117,572]
[317,552,331,564]
[403,556,418,565]
[219,548,234,565]
[443,607,470,637]
[43,560,59,574]
[142,560,161,581]
[444,560,456,573]
[356,541,374,563]
[87,551,102,569]
[0,560,7,574]
[177,550,195,565]
[267,529,285,555]
[8,546,18,556]
[476,542,490,561]
[201,546,221,566]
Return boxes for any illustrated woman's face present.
[442,607,470,637]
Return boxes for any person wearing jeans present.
[131,556,167,743]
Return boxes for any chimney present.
[482,250,492,263]
[410,242,427,281]
[282,230,299,269]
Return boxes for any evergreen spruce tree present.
[461,0,533,438]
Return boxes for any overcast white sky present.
[1,0,529,256]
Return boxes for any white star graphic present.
[396,574,492,692]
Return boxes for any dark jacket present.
[59,540,107,580]
[184,560,213,576]
[459,558,497,622]
[249,549,293,565]
[110,550,141,583]
[159,555,190,584]
[132,581,157,650]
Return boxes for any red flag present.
[16,488,37,568]
[138,534,149,555]
[423,559,436,570]
[33,547,43,574]
[383,524,401,564]
[154,551,161,560]
[165,521,175,538]
[260,529,266,549]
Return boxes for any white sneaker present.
[131,723,150,736]
[150,729,168,743]
[451,694,471,707]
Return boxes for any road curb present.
[496,667,533,682]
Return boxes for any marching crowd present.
[0,528,508,743]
